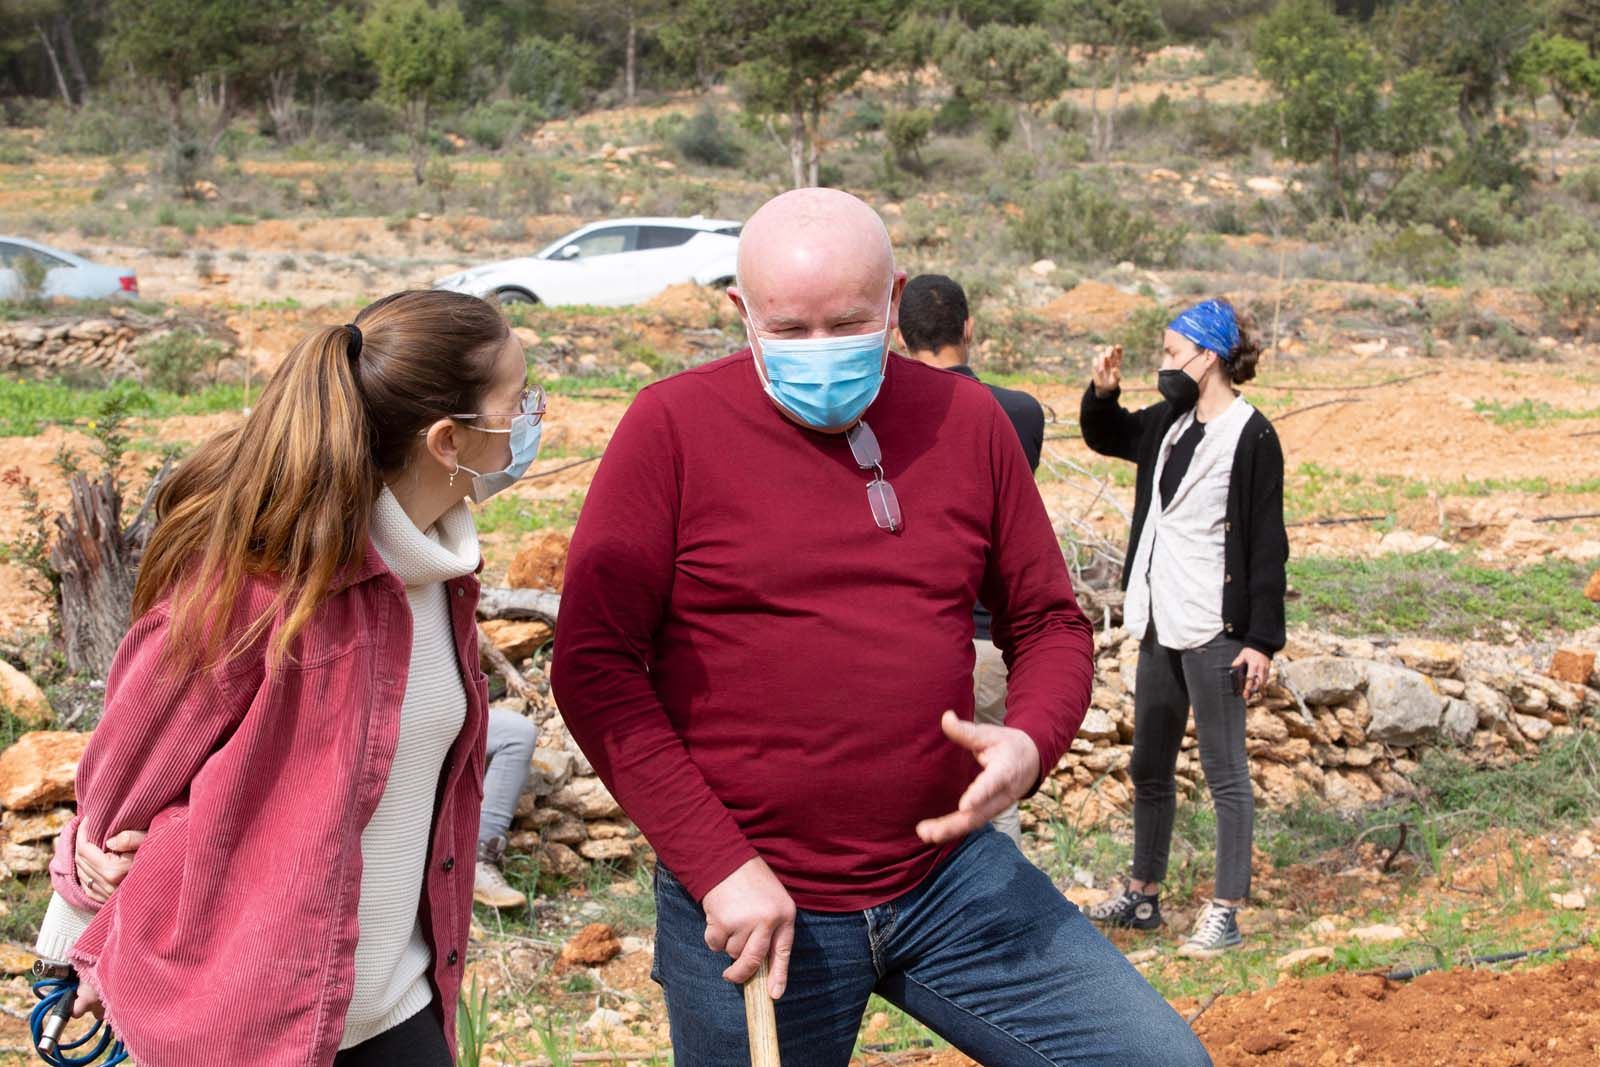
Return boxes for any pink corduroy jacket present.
[47,547,487,1066]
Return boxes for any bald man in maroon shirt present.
[551,189,1212,1067]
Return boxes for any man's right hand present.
[1092,344,1123,397]
[701,856,796,1000]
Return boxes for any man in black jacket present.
[899,273,1045,843]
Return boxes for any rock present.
[1254,761,1314,807]
[1441,698,1477,746]
[0,943,36,976]
[1553,890,1587,911]
[507,530,571,591]
[1246,710,1289,742]
[1464,680,1511,727]
[1365,665,1443,745]
[1377,530,1450,555]
[1245,176,1286,197]
[542,812,587,846]
[1,807,71,844]
[1586,568,1600,602]
[581,1007,627,1032]
[1349,923,1407,944]
[2,842,47,874]
[0,732,88,811]
[0,662,52,727]
[539,841,584,878]
[1395,639,1463,678]
[561,923,622,966]
[1030,258,1058,276]
[479,619,553,662]
[1324,769,1383,811]
[1434,677,1466,698]
[1513,713,1553,743]
[1076,708,1119,742]
[528,749,576,797]
[548,778,623,820]
[1550,648,1596,686]
[625,360,653,378]
[578,837,635,862]
[1570,835,1596,860]
[1276,946,1333,971]
[1241,1032,1295,1056]
[1278,657,1368,706]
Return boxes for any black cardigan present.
[1080,384,1289,656]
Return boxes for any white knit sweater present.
[34,487,479,1052]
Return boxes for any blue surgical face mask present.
[747,297,892,431]
[457,412,542,503]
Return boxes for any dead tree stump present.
[48,462,169,679]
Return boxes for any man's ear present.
[962,317,975,347]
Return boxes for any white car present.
[0,236,138,301]
[433,216,741,307]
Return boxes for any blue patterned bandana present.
[1168,300,1240,362]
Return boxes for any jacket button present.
[442,856,455,872]
[1225,574,1232,584]
[448,950,459,966]
[455,587,464,597]
[1226,624,1235,633]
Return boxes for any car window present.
[637,226,697,251]
[0,244,68,269]
[714,225,742,237]
[554,226,636,260]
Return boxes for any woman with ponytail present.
[32,290,545,1066]
[1079,298,1287,959]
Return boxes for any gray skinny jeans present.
[480,707,537,846]
[1129,633,1254,900]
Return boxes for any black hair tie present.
[345,323,363,361]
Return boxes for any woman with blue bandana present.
[1079,298,1288,959]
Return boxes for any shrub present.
[933,93,980,135]
[674,105,744,168]
[460,100,544,151]
[138,330,229,395]
[507,35,603,117]
[1368,224,1460,283]
[1561,166,1600,205]
[1009,173,1185,267]
[884,108,934,172]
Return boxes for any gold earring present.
[449,467,457,487]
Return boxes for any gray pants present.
[480,707,537,846]
[1129,633,1253,901]
[973,639,1022,844]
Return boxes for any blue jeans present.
[652,828,1211,1066]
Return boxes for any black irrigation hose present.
[1383,942,1587,982]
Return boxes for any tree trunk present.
[1018,108,1034,155]
[34,22,73,107]
[267,70,301,143]
[788,106,807,189]
[56,12,90,105]
[625,4,638,106]
[48,464,168,680]
[1088,76,1103,161]
[1105,57,1125,157]
[807,101,822,187]
[411,98,430,185]
[477,586,561,624]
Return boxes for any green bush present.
[138,330,230,396]
[933,93,980,135]
[459,100,543,151]
[507,35,603,117]
[884,108,934,171]
[1562,166,1600,205]
[1368,224,1460,283]
[1008,173,1185,267]
[1380,172,1524,246]
[673,105,744,168]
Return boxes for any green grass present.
[0,378,245,436]
[473,492,585,535]
[1473,398,1600,428]
[0,298,167,322]
[1285,552,1598,639]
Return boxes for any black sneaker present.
[1087,886,1163,930]
[1178,900,1243,958]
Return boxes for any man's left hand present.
[916,711,1040,845]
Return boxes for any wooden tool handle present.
[742,960,781,1066]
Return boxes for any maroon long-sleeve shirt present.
[551,350,1093,911]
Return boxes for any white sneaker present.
[1178,900,1242,958]
[472,837,527,909]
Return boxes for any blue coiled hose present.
[29,974,127,1067]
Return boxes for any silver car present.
[0,236,139,301]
